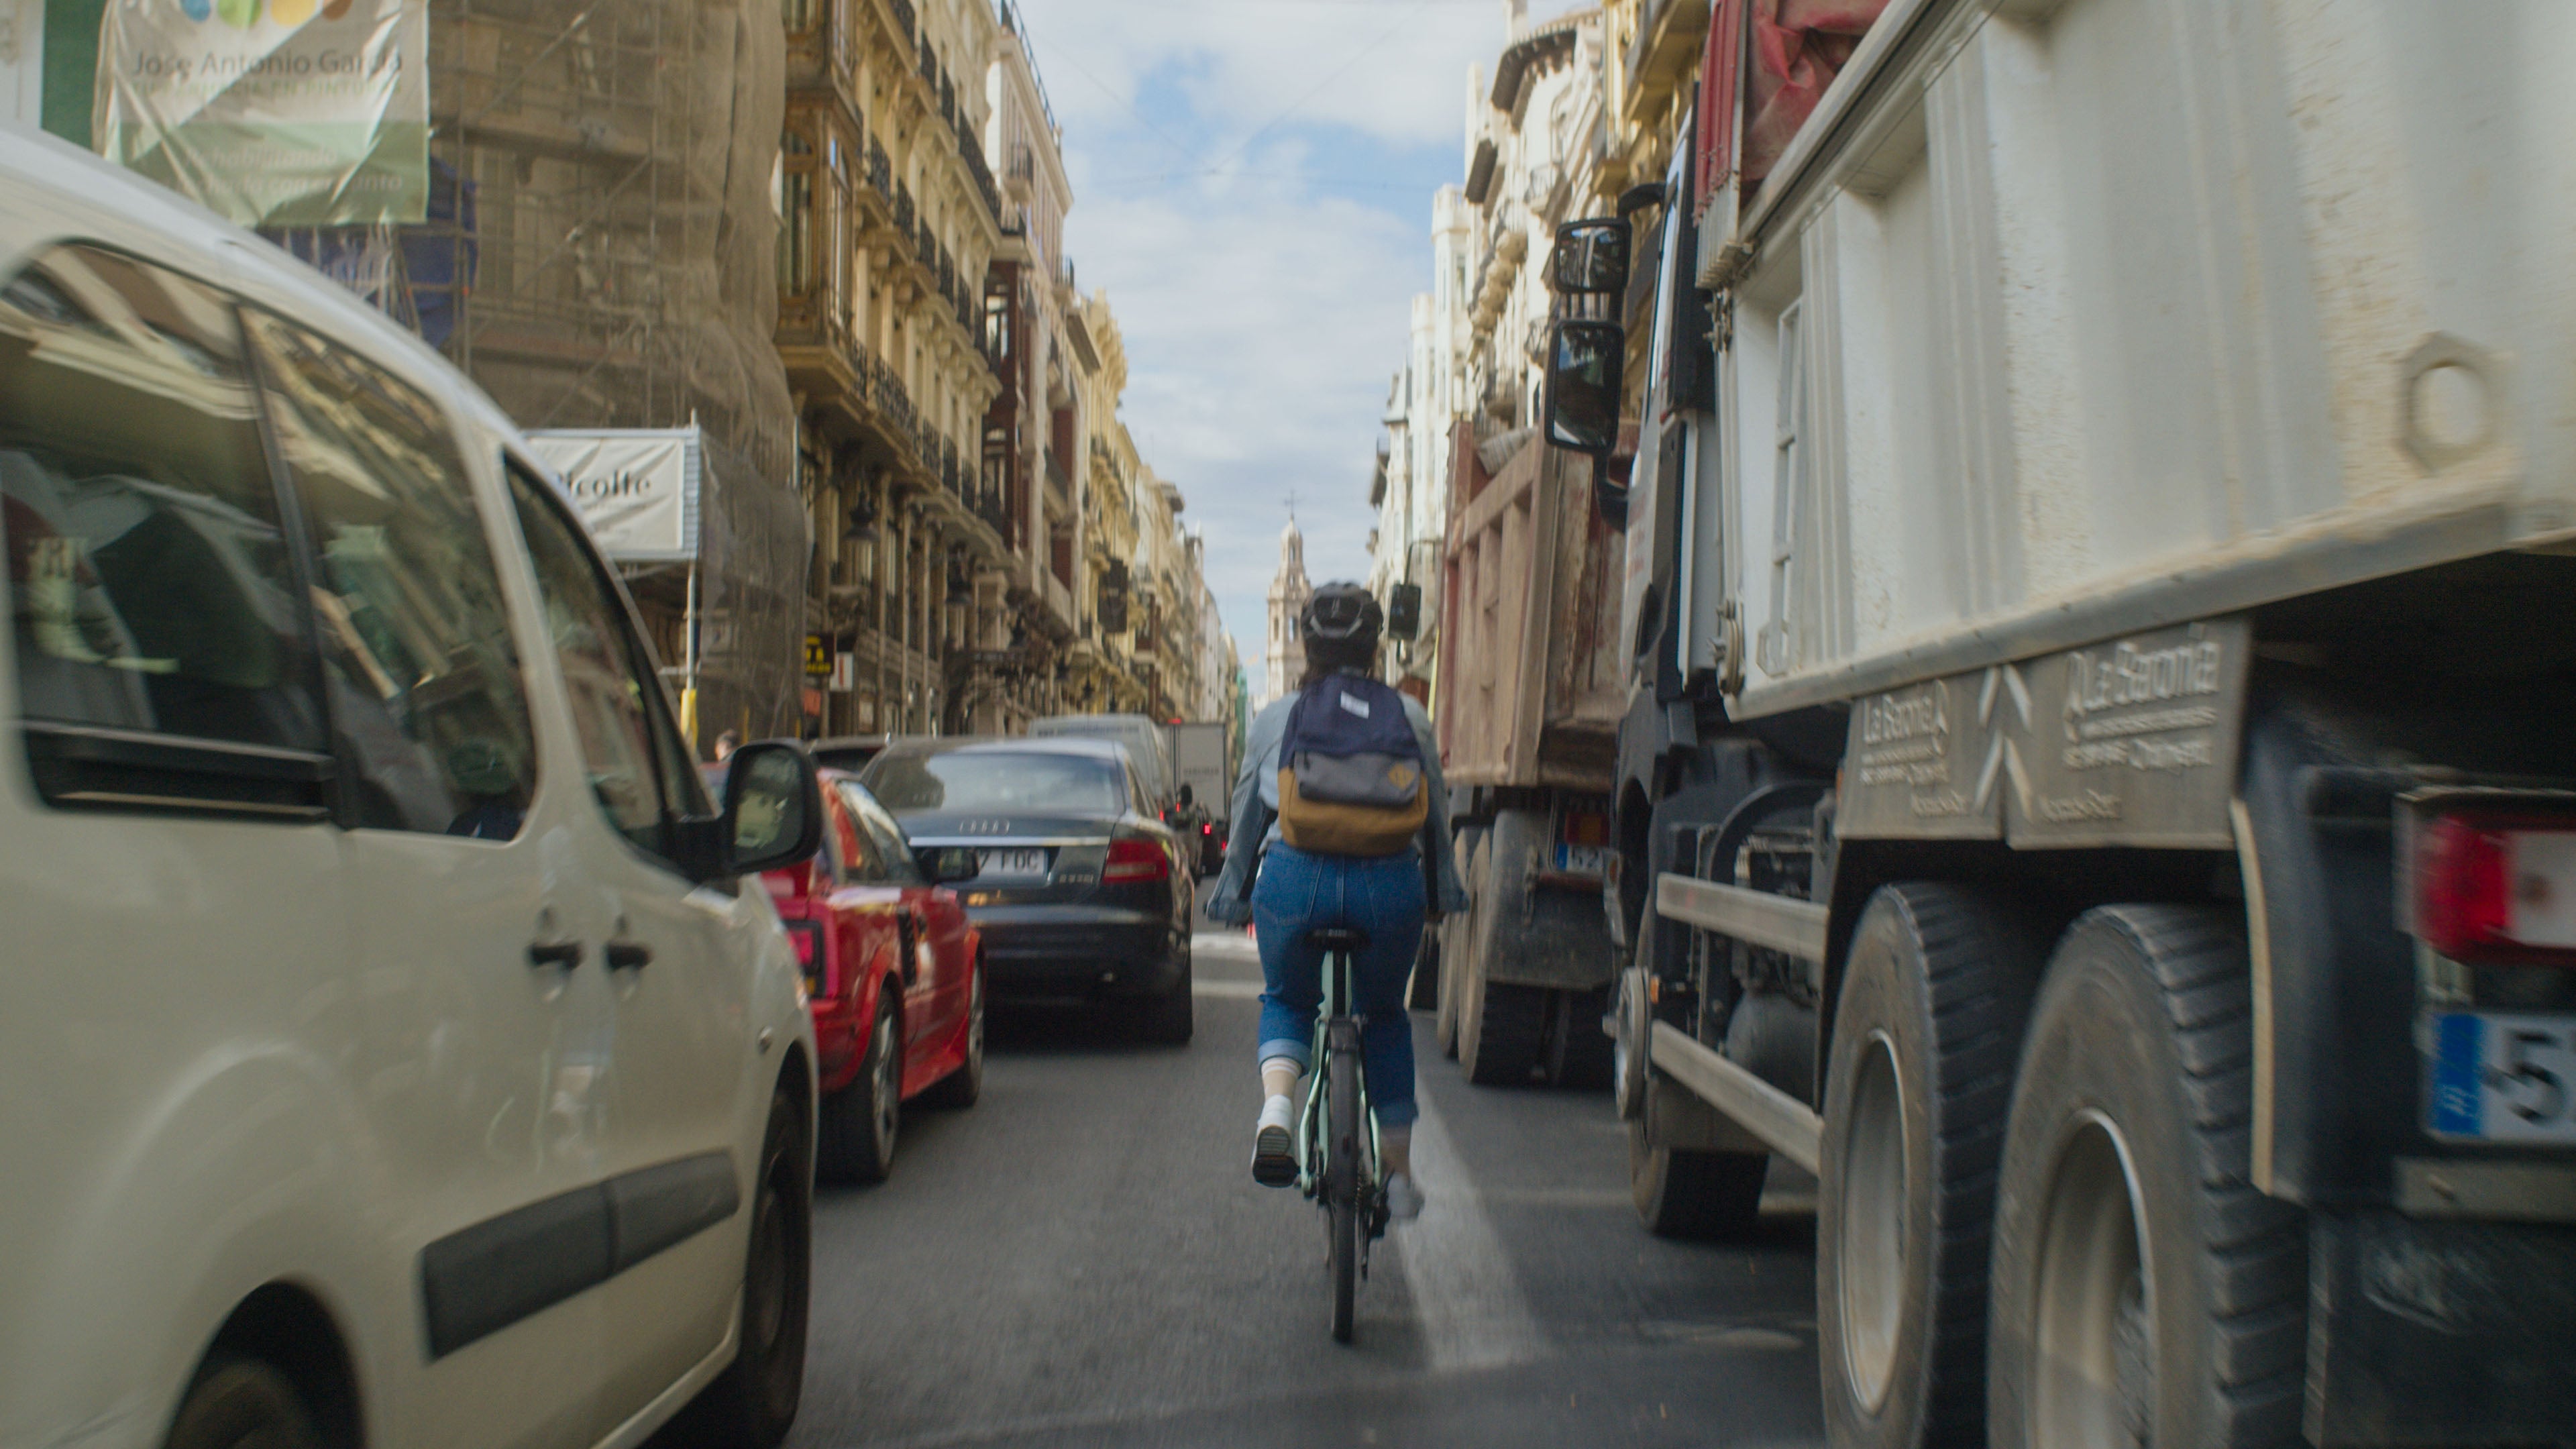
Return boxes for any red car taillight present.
[784,920,827,996]
[1103,838,1170,883]
[1201,822,1214,835]
[2412,811,2576,965]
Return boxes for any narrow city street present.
[759,917,1825,1449]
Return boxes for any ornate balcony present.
[888,0,916,50]
[893,182,914,235]
[867,138,891,199]
[961,138,1001,223]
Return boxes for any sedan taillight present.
[2412,810,2576,965]
[1103,838,1170,883]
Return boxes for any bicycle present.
[1294,924,1389,1344]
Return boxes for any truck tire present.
[1436,829,1489,1058]
[1819,883,2042,1449]
[1629,1120,1768,1239]
[1986,906,2305,1449]
[1546,984,1614,1090]
[1457,832,1545,1083]
[1613,928,1652,1120]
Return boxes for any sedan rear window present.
[866,751,1124,816]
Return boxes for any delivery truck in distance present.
[1548,1,2576,1445]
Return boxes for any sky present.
[1010,0,1585,689]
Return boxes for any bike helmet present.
[1301,582,1383,648]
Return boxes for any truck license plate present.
[2428,1010,2576,1144]
[978,848,1049,879]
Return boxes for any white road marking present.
[1391,1088,1546,1373]
[1191,979,1265,999]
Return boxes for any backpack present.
[1275,674,1428,856]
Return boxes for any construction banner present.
[94,0,428,227]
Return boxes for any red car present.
[709,763,985,1182]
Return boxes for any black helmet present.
[1301,582,1383,648]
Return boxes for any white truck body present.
[1652,0,2576,721]
[1164,721,1230,813]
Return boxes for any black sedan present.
[861,736,1194,1042]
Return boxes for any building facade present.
[778,0,1012,739]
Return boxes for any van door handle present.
[528,940,585,969]
[605,941,653,971]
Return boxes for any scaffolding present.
[291,0,807,741]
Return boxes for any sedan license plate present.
[978,848,1050,880]
[2428,1010,2576,1144]
[1556,842,1607,875]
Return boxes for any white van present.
[0,129,827,1449]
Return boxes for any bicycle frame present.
[1294,945,1381,1201]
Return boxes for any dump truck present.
[1428,422,1627,1088]
[1542,1,2576,1444]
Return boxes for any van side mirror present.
[1551,218,1631,297]
[1176,782,1194,808]
[720,741,824,877]
[1544,320,1625,457]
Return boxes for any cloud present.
[1012,0,1590,671]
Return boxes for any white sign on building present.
[95,0,429,227]
[1,0,44,129]
[523,427,702,564]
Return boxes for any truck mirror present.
[1544,320,1625,457]
[1387,582,1422,641]
[1551,218,1631,296]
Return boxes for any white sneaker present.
[1252,1095,1296,1187]
[1384,1171,1426,1220]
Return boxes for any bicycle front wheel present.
[1326,1043,1361,1343]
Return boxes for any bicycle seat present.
[1306,926,1370,953]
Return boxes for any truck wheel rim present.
[1837,1032,1908,1412]
[2032,1111,2153,1449]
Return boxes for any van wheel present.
[691,1085,813,1448]
[820,1000,899,1184]
[1819,884,2042,1449]
[164,1357,325,1449]
[1986,907,2305,1449]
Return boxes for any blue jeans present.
[1251,843,1426,1128]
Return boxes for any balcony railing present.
[867,138,890,199]
[961,137,1000,223]
[938,247,955,301]
[1008,143,1034,186]
[973,487,1010,537]
[888,0,916,50]
[893,182,914,234]
[940,437,959,496]
[1044,451,1071,502]
[916,221,936,270]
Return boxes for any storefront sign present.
[95,0,429,227]
[524,428,701,563]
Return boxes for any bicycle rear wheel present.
[1326,1040,1361,1344]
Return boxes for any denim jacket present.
[1205,674,1472,924]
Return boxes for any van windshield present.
[865,750,1126,816]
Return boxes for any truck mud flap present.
[2308,1208,2576,1446]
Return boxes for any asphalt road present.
[739,912,1826,1449]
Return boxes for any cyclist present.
[1207,582,1470,1219]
